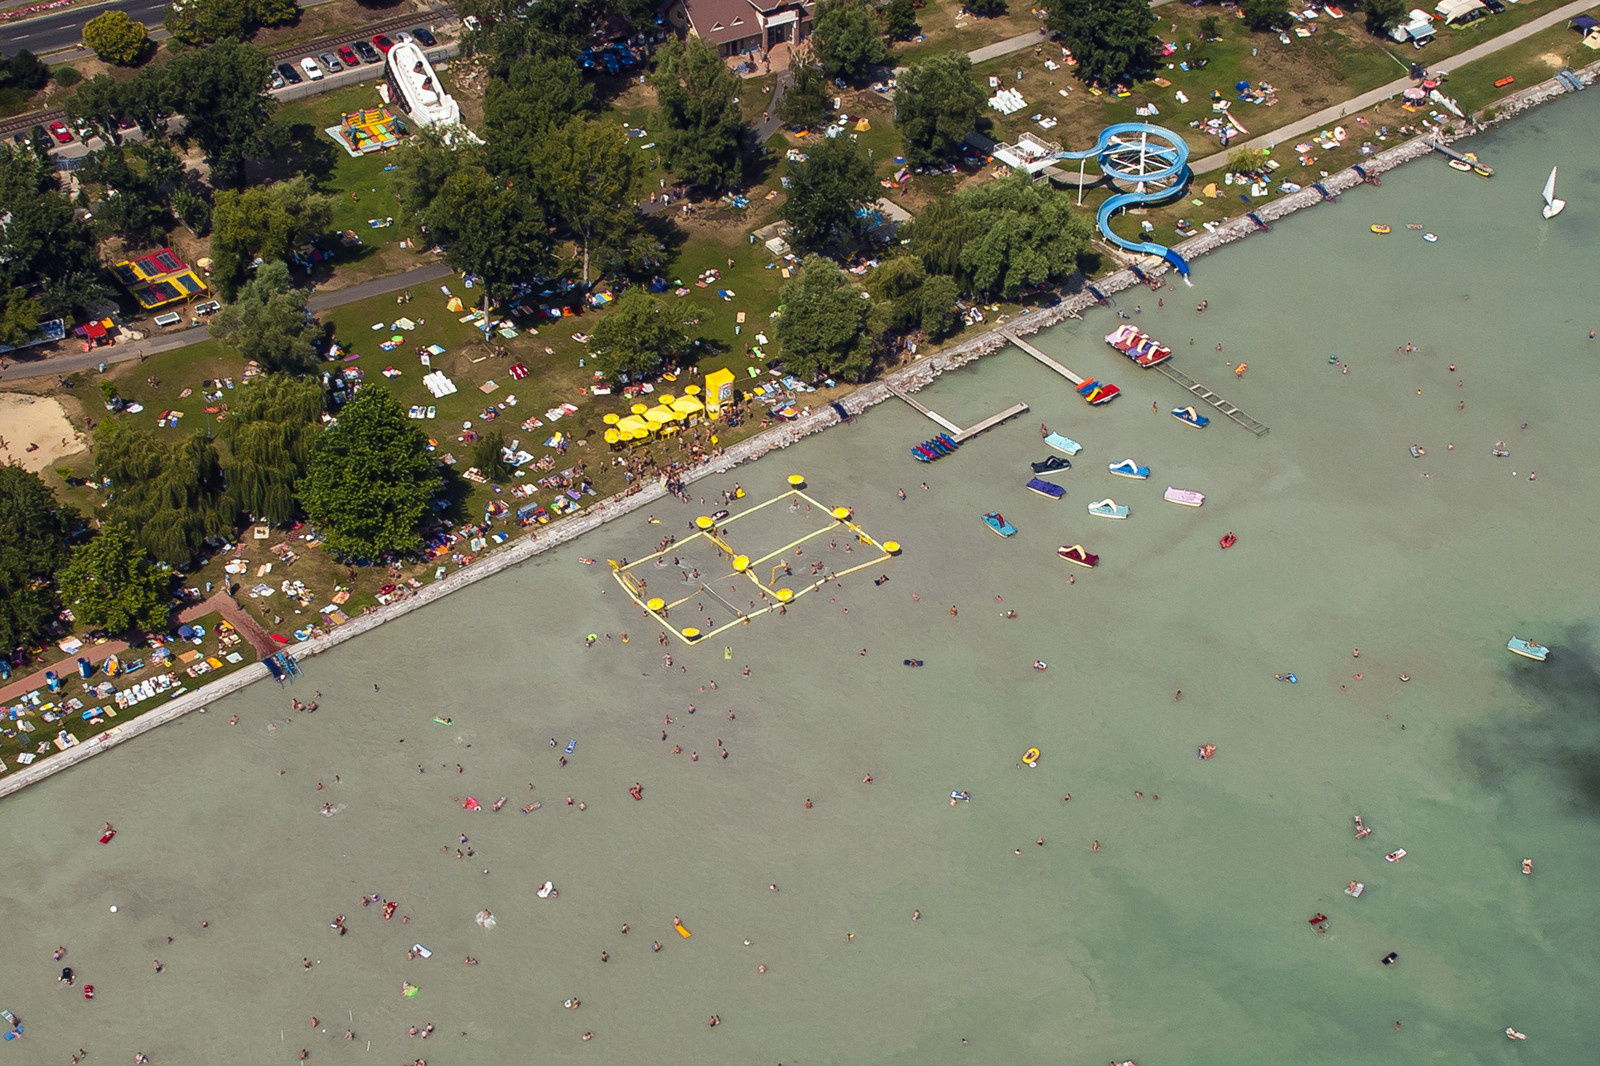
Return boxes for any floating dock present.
[1151,363,1269,436]
[886,383,1027,442]
[1429,139,1493,176]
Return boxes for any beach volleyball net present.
[610,479,899,646]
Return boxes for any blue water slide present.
[1055,123,1193,276]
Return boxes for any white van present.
[300,57,323,80]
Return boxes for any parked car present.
[411,26,436,46]
[278,62,302,85]
[269,69,285,89]
[371,33,394,52]
[352,39,380,62]
[392,31,413,44]
[1482,0,1505,11]
[48,120,73,144]
[462,15,481,31]
[300,57,323,80]
[318,52,343,72]
[337,44,360,66]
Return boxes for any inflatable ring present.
[1022,748,1040,766]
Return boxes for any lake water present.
[9,93,1600,1065]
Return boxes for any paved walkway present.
[0,591,275,707]
[1,261,455,383]
[1188,0,1599,173]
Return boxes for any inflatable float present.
[1385,848,1407,862]
[1219,532,1237,549]
[674,921,692,939]
[537,881,557,899]
[99,830,116,844]
[412,944,433,958]
[1022,748,1040,767]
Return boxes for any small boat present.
[1044,431,1082,455]
[1219,531,1237,549]
[1087,498,1129,520]
[1542,165,1565,219]
[1423,232,1437,242]
[1057,544,1098,568]
[1370,223,1391,234]
[1077,378,1121,405]
[1448,158,1473,172]
[1031,455,1071,474]
[1108,458,1149,479]
[1021,748,1040,766]
[1025,477,1065,499]
[1507,637,1548,661]
[981,511,1017,537]
[1172,406,1209,429]
[1163,486,1204,507]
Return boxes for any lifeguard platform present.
[611,475,900,646]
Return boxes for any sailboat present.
[1542,166,1565,219]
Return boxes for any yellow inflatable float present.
[1022,748,1040,767]
[674,920,692,939]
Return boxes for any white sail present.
[1542,165,1565,219]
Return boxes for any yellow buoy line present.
[610,477,900,645]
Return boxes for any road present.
[1187,0,1600,173]
[1,262,457,383]
[7,0,173,54]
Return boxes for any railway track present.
[0,5,457,140]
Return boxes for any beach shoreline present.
[3,59,1592,802]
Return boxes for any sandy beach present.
[0,392,85,472]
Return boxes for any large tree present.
[394,128,484,224]
[1047,0,1156,87]
[588,291,693,382]
[95,422,236,567]
[209,177,335,297]
[0,147,111,322]
[896,52,986,166]
[0,467,77,654]
[160,42,278,188]
[208,261,321,375]
[299,386,442,559]
[483,54,594,178]
[76,139,185,246]
[82,10,149,65]
[775,255,875,381]
[1361,0,1407,33]
[778,62,831,129]
[882,0,920,40]
[650,36,747,191]
[529,118,644,284]
[424,166,554,301]
[58,522,171,635]
[163,0,296,45]
[1241,0,1289,30]
[867,255,955,338]
[221,373,326,526]
[812,0,889,81]
[780,133,877,253]
[905,195,972,281]
[953,174,1093,298]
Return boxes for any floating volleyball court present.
[610,476,900,646]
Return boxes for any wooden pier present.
[1151,363,1269,436]
[1003,332,1088,386]
[953,403,1030,443]
[1429,139,1493,176]
[886,383,1028,442]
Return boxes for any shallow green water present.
[8,96,1600,1065]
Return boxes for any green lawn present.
[1449,9,1600,112]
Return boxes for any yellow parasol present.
[657,394,675,405]
[787,474,805,486]
[617,415,649,434]
[647,598,664,611]
[683,384,701,395]
[883,540,901,554]
[630,403,649,414]
[670,396,705,414]
[644,406,675,423]
[602,413,621,425]
[603,428,620,444]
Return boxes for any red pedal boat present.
[1057,544,1099,568]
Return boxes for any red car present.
[337,44,360,66]
[371,33,394,52]
[48,121,73,144]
